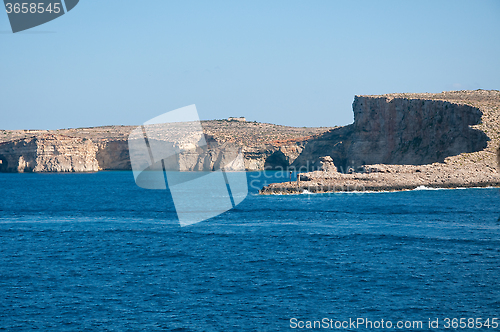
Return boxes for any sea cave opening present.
[264,150,289,170]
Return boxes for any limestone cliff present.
[243,141,307,171]
[0,134,98,173]
[0,122,327,172]
[293,90,498,171]
[96,140,131,170]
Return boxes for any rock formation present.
[316,156,338,172]
[96,140,131,170]
[0,134,98,172]
[261,162,500,194]
[262,90,500,193]
[293,91,494,171]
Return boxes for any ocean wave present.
[413,185,443,191]
[261,185,498,196]
[412,185,498,191]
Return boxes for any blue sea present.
[1,171,499,331]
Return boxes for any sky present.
[0,0,499,130]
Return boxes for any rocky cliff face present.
[0,134,98,173]
[263,90,500,193]
[0,122,326,172]
[126,138,306,172]
[96,140,131,170]
[349,96,487,165]
[293,90,497,171]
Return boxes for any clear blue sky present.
[1,0,499,130]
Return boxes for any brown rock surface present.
[1,89,498,178]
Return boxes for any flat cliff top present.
[358,89,500,104]
[0,120,333,146]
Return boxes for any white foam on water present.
[412,185,498,191]
[262,185,499,196]
[413,185,442,191]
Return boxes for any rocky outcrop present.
[348,96,487,165]
[263,90,500,193]
[293,91,493,171]
[0,134,98,173]
[315,156,338,172]
[291,125,354,172]
[244,142,306,171]
[260,161,500,194]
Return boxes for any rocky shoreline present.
[259,160,500,195]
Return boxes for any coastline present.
[1,90,499,182]
[260,181,500,195]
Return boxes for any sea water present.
[0,171,499,331]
